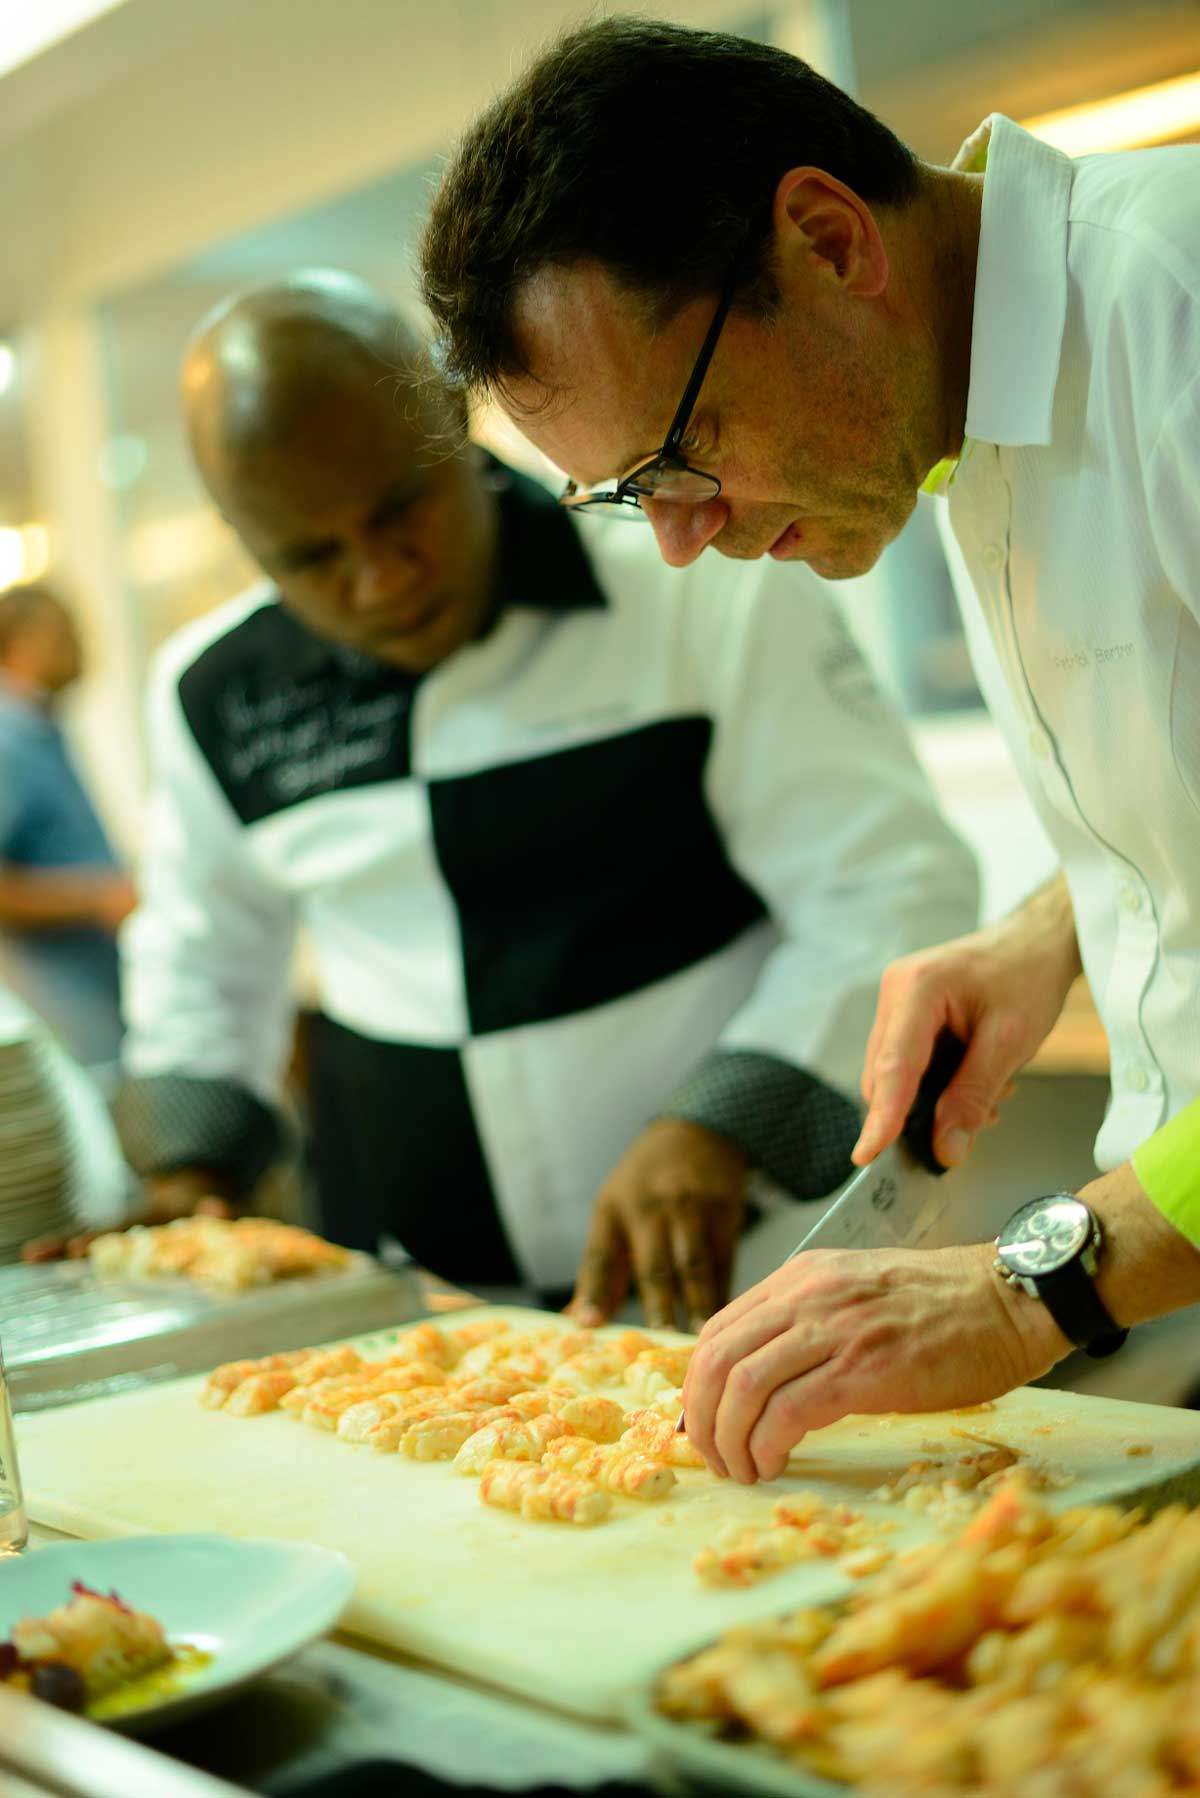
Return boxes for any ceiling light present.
[1024,70,1200,156]
[0,344,15,398]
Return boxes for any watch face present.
[998,1195,1091,1278]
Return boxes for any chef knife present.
[781,1027,969,1259]
[676,1030,967,1430]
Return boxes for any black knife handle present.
[898,1029,967,1175]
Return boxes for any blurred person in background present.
[108,268,977,1326]
[0,585,134,1082]
[420,17,1200,1466]
[0,981,128,1264]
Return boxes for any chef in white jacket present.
[108,271,979,1331]
[417,21,1200,1476]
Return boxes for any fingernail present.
[568,1303,604,1328]
[940,1127,972,1167]
[851,1132,875,1165]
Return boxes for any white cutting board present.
[15,1307,1200,1720]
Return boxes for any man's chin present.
[804,542,889,579]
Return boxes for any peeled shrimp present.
[542,1436,676,1500]
[453,1413,569,1475]
[477,1459,611,1525]
[620,1408,706,1469]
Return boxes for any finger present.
[747,1357,852,1481]
[932,1017,1027,1167]
[682,1295,798,1474]
[195,1196,235,1219]
[699,1205,740,1333]
[21,1234,69,1263]
[66,1230,101,1259]
[629,1211,680,1331]
[567,1207,630,1328]
[851,1004,943,1167]
[693,1251,816,1352]
[859,987,890,1105]
[668,1206,720,1336]
[712,1322,830,1484]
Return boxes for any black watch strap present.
[1033,1262,1128,1359]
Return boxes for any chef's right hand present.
[852,878,1082,1172]
[21,1169,234,1262]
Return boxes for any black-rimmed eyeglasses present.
[558,269,738,519]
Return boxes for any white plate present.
[0,1533,355,1733]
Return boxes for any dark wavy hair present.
[421,17,920,398]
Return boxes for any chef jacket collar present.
[267,455,609,685]
[963,113,1075,450]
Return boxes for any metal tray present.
[0,1255,427,1411]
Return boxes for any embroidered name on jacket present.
[179,606,415,821]
[176,597,768,1034]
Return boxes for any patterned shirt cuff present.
[657,1048,861,1200]
[114,1074,282,1197]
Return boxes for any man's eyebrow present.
[575,442,651,489]
[367,476,425,523]
[272,533,338,566]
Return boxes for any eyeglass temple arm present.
[662,275,741,451]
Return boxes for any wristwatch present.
[994,1193,1128,1358]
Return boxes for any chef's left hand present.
[681,1241,1070,1484]
[566,1118,749,1334]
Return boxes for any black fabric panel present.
[429,716,767,1034]
[178,604,418,826]
[306,1013,520,1284]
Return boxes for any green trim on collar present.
[922,128,991,495]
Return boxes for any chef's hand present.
[852,873,1082,1172]
[681,1241,1070,1483]
[21,1168,234,1262]
[566,1118,749,1333]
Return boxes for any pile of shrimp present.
[693,1490,895,1589]
[199,1318,703,1528]
[658,1479,1200,1795]
[89,1215,352,1293]
[870,1426,1074,1533]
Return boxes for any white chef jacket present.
[940,114,1200,1173]
[121,468,978,1288]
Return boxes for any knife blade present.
[676,1031,967,1431]
[785,1028,968,1259]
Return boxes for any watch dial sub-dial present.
[1001,1195,1090,1276]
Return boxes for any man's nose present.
[642,496,729,567]
[350,547,421,612]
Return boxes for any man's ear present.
[771,168,889,299]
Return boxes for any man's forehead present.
[507,262,693,484]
